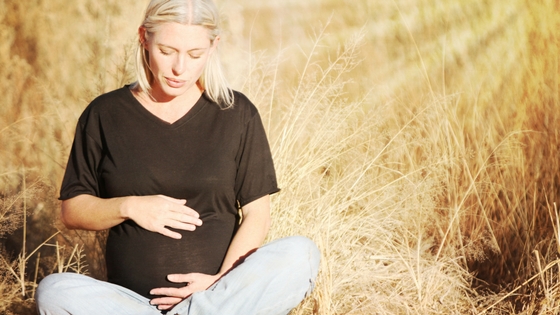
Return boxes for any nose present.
[172,55,185,76]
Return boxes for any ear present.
[138,26,148,48]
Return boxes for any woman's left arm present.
[218,194,271,274]
[149,195,271,310]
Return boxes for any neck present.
[131,84,203,124]
[151,82,203,105]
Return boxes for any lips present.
[165,77,186,88]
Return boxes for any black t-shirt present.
[59,86,279,298]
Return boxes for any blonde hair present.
[134,0,234,107]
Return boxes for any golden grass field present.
[1,0,559,314]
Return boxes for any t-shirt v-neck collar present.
[124,85,208,129]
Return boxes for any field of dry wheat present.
[1,0,559,314]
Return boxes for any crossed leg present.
[36,236,320,315]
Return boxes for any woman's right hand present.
[123,195,202,239]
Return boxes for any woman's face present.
[141,22,217,101]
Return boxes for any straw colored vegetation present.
[1,0,559,314]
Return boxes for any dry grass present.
[1,0,559,314]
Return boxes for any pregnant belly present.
[105,216,236,298]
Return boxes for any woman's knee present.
[36,273,88,308]
[36,273,71,312]
[272,236,321,296]
[265,236,321,277]
[36,273,66,298]
[279,236,320,259]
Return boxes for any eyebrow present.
[157,44,207,52]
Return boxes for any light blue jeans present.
[36,236,320,315]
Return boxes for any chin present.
[163,87,185,97]
[153,84,186,100]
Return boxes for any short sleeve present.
[59,111,104,200]
[234,109,280,208]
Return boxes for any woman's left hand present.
[149,273,221,310]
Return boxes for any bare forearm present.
[218,196,271,275]
[61,194,129,231]
[61,194,201,238]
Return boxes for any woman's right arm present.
[61,194,202,239]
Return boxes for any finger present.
[170,205,201,220]
[150,296,182,306]
[167,273,195,283]
[165,221,197,232]
[169,213,202,226]
[157,304,174,311]
[158,195,187,205]
[184,206,200,218]
[157,227,182,239]
[164,215,202,232]
[150,287,187,298]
